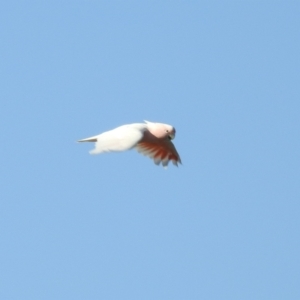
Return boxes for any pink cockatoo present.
[78,121,181,167]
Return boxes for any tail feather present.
[77,136,98,142]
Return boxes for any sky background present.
[1,1,299,299]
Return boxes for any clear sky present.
[1,1,299,299]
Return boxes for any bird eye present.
[166,130,169,133]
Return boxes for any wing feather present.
[136,139,181,167]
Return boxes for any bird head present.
[145,121,176,140]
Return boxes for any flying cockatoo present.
[78,121,181,167]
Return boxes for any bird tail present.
[77,136,98,143]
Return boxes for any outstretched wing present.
[79,124,146,154]
[136,138,181,167]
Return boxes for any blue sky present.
[1,1,299,299]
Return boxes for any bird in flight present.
[78,121,181,167]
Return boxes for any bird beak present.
[168,133,175,140]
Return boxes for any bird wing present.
[85,124,146,154]
[135,133,181,167]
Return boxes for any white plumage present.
[78,121,181,167]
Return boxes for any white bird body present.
[78,121,181,167]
